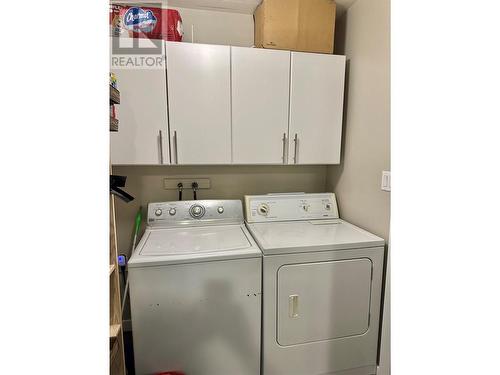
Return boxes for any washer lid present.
[246,219,384,255]
[129,224,261,267]
[141,225,252,255]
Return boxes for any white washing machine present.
[245,193,385,375]
[129,200,262,375]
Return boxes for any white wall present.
[327,0,391,373]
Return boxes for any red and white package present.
[110,5,183,41]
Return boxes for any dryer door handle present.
[289,294,299,318]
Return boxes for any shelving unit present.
[110,194,126,374]
[110,323,122,346]
[110,85,120,132]
[110,80,124,374]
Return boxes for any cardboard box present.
[254,0,336,54]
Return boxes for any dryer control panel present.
[147,200,243,227]
[245,193,339,223]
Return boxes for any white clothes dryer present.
[245,193,385,375]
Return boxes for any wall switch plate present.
[381,171,391,192]
[164,177,211,190]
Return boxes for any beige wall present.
[169,6,254,46]
[328,0,391,374]
[327,0,390,240]
[113,165,327,256]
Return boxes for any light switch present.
[381,171,391,192]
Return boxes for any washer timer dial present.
[189,204,205,218]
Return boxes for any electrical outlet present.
[381,171,391,192]
[164,177,211,190]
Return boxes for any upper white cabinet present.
[110,38,169,165]
[288,52,346,164]
[110,40,346,165]
[231,47,291,164]
[166,42,232,164]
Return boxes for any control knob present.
[169,208,177,216]
[217,206,224,214]
[154,208,162,217]
[189,204,205,218]
[257,204,269,216]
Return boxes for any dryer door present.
[277,258,372,346]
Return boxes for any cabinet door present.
[166,42,231,164]
[289,52,346,164]
[231,47,290,164]
[110,38,169,165]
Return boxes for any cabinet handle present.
[293,133,298,164]
[289,294,299,318]
[159,130,164,164]
[282,133,287,164]
[173,130,179,164]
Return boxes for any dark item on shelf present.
[110,85,120,104]
[110,175,134,203]
[110,117,119,132]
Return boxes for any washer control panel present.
[147,200,243,227]
[245,193,339,223]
